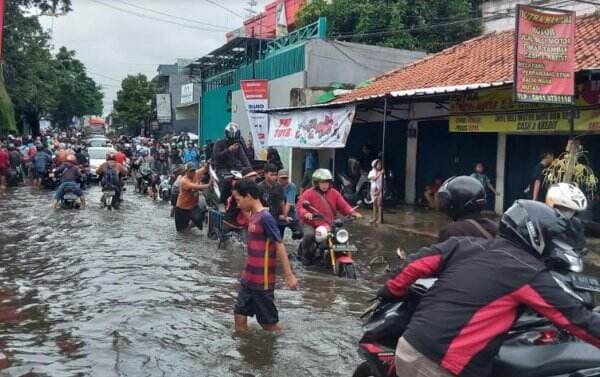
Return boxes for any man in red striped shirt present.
[232,180,298,332]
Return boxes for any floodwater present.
[0,184,426,377]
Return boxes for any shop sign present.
[514,5,576,104]
[241,80,269,160]
[449,85,600,133]
[268,105,356,148]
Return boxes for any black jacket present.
[212,139,251,173]
[438,217,498,242]
[384,237,600,377]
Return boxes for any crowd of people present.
[2,123,599,377]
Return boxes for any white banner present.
[156,94,172,123]
[241,80,269,160]
[268,105,356,148]
[180,83,194,105]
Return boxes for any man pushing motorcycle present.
[377,200,600,377]
[296,168,362,265]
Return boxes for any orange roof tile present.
[335,13,600,104]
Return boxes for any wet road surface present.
[0,184,427,377]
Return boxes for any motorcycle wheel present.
[337,261,358,279]
[352,362,377,377]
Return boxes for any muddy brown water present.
[0,185,430,377]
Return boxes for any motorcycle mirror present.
[302,201,311,209]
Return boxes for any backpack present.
[102,163,120,188]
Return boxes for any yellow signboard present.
[449,85,600,133]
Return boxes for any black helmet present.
[499,200,586,272]
[437,176,486,220]
[224,122,240,141]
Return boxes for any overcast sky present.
[39,0,271,115]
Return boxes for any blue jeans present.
[55,181,84,200]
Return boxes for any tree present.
[112,74,154,135]
[296,0,483,53]
[51,47,103,128]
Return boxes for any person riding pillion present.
[378,200,600,377]
[296,168,362,265]
[436,176,499,241]
[52,154,86,208]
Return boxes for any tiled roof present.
[334,13,600,104]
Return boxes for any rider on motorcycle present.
[96,152,128,202]
[378,200,600,377]
[52,154,86,208]
[297,168,362,265]
[436,176,498,241]
[212,123,252,201]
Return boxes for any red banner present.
[514,5,576,104]
[0,0,5,60]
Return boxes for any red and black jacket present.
[384,237,600,377]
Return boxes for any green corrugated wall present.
[201,43,306,143]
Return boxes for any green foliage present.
[112,74,155,135]
[296,0,483,53]
[3,0,102,133]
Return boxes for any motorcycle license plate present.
[333,244,358,252]
[64,193,78,200]
[103,190,115,196]
[569,273,600,293]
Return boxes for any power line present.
[89,0,229,33]
[203,0,245,19]
[88,71,121,82]
[111,0,232,31]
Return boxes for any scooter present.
[137,167,158,199]
[338,172,372,207]
[60,187,81,209]
[42,167,60,190]
[353,273,600,377]
[298,201,359,279]
[100,185,119,210]
[158,174,171,201]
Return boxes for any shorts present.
[0,167,6,177]
[174,205,205,232]
[234,285,279,325]
[32,169,46,179]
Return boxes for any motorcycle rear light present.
[534,329,558,345]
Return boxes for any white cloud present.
[40,0,271,115]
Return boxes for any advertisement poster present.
[268,106,356,148]
[514,5,576,104]
[156,94,172,123]
[180,83,194,105]
[241,80,269,160]
[449,84,600,133]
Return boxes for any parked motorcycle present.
[338,172,372,207]
[353,272,600,377]
[298,201,359,279]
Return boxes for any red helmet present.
[66,154,77,163]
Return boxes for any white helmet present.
[546,183,587,217]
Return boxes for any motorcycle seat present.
[493,343,600,377]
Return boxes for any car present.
[88,147,116,180]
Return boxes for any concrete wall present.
[482,0,597,32]
[305,40,426,88]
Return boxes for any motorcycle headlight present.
[315,226,329,243]
[336,229,349,244]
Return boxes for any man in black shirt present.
[258,163,286,233]
[529,151,554,202]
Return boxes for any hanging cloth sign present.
[241,80,269,160]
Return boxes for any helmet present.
[224,122,241,141]
[106,152,116,161]
[499,200,586,272]
[312,169,333,186]
[546,183,588,217]
[66,154,77,163]
[437,176,486,220]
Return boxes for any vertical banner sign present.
[241,80,269,160]
[156,94,172,123]
[514,5,576,104]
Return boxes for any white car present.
[86,137,112,148]
[88,147,116,180]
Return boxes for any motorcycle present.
[298,201,359,279]
[137,167,158,199]
[158,174,172,201]
[101,185,119,210]
[338,172,372,207]
[353,272,600,377]
[42,167,60,190]
[60,187,81,209]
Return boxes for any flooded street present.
[0,184,426,377]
